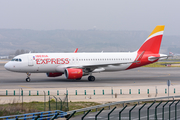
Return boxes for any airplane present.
[4,25,168,82]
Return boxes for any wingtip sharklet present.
[74,48,78,53]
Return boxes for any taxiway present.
[0,63,180,89]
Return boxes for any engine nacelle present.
[64,68,83,79]
[46,72,63,77]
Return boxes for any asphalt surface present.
[0,63,180,89]
[1,62,180,119]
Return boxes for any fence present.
[1,86,178,97]
[67,95,180,120]
[0,93,69,117]
[49,94,69,112]
[0,110,67,120]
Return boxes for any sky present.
[0,0,180,35]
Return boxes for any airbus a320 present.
[4,25,168,82]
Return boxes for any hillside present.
[0,29,179,55]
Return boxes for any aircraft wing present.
[66,61,138,72]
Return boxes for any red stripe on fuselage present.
[126,53,159,70]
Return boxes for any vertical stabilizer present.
[137,25,165,54]
[127,25,165,70]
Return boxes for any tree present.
[15,49,20,55]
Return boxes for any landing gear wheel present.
[26,73,31,82]
[26,77,31,82]
[88,76,95,81]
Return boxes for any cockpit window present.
[11,58,22,62]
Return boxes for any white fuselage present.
[5,52,137,73]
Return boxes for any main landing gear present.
[26,73,31,82]
[88,76,95,81]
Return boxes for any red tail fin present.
[138,25,165,54]
[126,25,165,70]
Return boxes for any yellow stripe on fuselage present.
[19,85,32,89]
[148,25,165,38]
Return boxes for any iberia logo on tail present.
[127,25,165,69]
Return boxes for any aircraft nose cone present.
[4,62,11,70]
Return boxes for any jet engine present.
[64,68,83,79]
[46,72,63,77]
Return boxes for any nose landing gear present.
[26,73,31,82]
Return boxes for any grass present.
[143,62,180,67]
[68,101,101,116]
[0,100,101,116]
[68,101,100,111]
[0,101,44,116]
[1,100,172,117]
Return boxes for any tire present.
[26,78,30,82]
[88,76,95,81]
